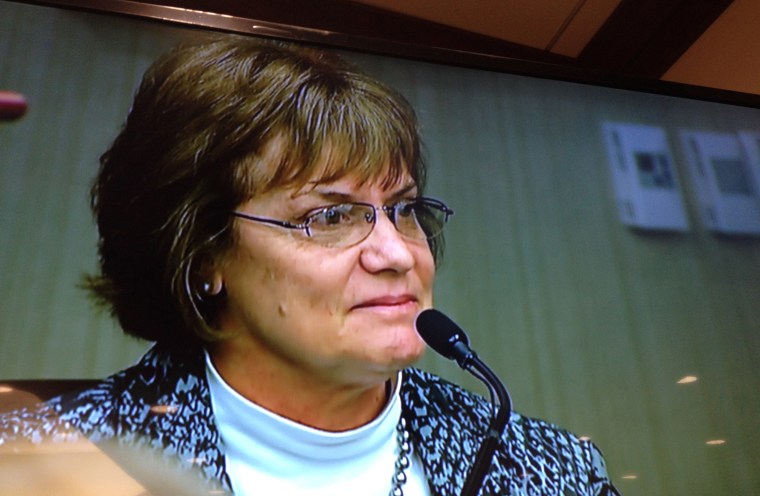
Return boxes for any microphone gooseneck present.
[415,309,513,496]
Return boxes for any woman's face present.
[213,171,435,387]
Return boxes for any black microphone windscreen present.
[415,309,470,359]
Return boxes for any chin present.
[385,334,427,368]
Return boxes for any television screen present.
[2,1,759,494]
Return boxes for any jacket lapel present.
[400,368,485,496]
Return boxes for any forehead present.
[247,135,417,197]
[238,164,416,210]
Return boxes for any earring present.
[201,277,223,297]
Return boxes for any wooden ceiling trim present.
[544,0,589,52]
[549,0,622,57]
[577,0,734,78]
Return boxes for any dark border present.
[9,0,760,109]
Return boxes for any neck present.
[207,343,394,432]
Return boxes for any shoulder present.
[1,345,207,444]
[402,367,597,449]
[1,346,226,490]
[0,374,119,446]
[401,368,619,495]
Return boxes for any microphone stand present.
[457,354,512,496]
[414,310,513,496]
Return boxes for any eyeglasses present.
[231,197,453,248]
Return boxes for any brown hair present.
[85,35,439,348]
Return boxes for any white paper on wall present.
[602,122,689,231]
[737,131,760,203]
[680,130,760,235]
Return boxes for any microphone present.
[415,309,512,496]
[415,308,474,367]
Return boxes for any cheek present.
[271,256,348,319]
[416,246,436,292]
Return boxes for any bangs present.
[232,67,426,198]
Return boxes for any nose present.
[359,209,416,274]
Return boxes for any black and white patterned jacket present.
[1,346,620,495]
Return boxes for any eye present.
[395,199,418,218]
[307,204,355,227]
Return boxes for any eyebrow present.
[293,182,418,203]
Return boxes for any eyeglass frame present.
[230,196,453,248]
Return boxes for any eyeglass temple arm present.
[230,212,305,230]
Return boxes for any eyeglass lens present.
[305,199,448,247]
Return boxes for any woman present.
[1,36,619,495]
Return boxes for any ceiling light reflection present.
[706,439,726,445]
[677,375,698,384]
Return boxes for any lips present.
[352,294,417,310]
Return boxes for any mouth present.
[351,294,418,312]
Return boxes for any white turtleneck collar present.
[205,352,430,496]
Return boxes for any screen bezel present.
[13,0,760,109]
